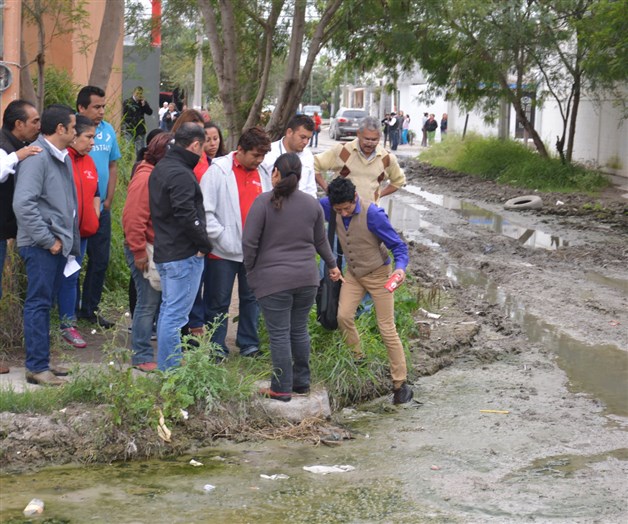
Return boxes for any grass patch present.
[421,134,610,194]
[0,282,430,430]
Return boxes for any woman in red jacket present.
[122,133,173,371]
[58,115,100,348]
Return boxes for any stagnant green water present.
[1,440,437,523]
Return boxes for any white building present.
[392,69,627,178]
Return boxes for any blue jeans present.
[156,255,203,370]
[0,239,6,300]
[19,246,66,373]
[187,261,206,329]
[391,129,399,150]
[204,258,259,355]
[309,130,319,148]
[57,238,87,327]
[259,286,317,394]
[125,246,161,365]
[80,209,111,317]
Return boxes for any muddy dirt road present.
[1,160,627,522]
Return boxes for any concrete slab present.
[256,383,332,423]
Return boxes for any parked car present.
[329,108,368,140]
[302,104,322,117]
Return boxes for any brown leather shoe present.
[50,365,70,376]
[0,365,9,374]
[25,370,67,386]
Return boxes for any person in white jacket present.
[200,126,271,360]
[258,114,317,198]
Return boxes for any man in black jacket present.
[122,86,153,154]
[0,99,41,374]
[149,123,213,370]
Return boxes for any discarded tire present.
[504,195,543,210]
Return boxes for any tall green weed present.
[421,135,609,193]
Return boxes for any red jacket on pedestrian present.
[68,147,100,238]
[122,160,156,264]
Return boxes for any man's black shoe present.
[95,315,115,329]
[293,385,310,395]
[240,346,260,358]
[392,383,413,405]
[80,313,115,329]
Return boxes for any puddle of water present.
[510,448,628,479]
[382,193,449,240]
[0,445,426,523]
[585,271,628,296]
[400,185,572,250]
[447,265,628,417]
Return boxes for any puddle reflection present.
[447,265,628,417]
[399,185,571,250]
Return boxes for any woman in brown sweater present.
[243,153,342,401]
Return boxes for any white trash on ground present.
[23,498,44,516]
[303,465,355,474]
[260,474,290,480]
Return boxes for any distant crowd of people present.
[0,90,413,405]
[381,111,448,149]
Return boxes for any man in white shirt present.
[259,115,317,198]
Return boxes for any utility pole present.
[192,27,203,109]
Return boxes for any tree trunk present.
[566,73,582,164]
[266,0,344,139]
[88,0,124,89]
[199,0,241,150]
[242,2,284,131]
[19,40,37,105]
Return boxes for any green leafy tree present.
[330,0,627,163]
[22,0,89,111]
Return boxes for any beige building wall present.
[17,0,123,126]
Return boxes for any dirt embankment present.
[1,162,626,474]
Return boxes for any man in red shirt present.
[200,127,271,360]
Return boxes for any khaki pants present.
[337,264,408,388]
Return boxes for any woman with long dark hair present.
[243,153,341,401]
[122,133,173,371]
[186,121,227,338]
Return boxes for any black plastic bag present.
[316,209,343,330]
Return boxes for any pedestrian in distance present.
[243,152,341,401]
[122,86,153,155]
[421,112,428,147]
[310,111,322,148]
[425,113,438,146]
[440,113,448,139]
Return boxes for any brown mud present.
[1,161,627,495]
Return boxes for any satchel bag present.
[316,210,343,330]
[143,242,162,292]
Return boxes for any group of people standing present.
[1,95,413,405]
[381,111,411,150]
[420,112,448,147]
[1,86,120,383]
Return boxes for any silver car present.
[329,108,368,140]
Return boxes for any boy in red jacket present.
[57,115,100,347]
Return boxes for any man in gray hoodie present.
[13,104,80,386]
